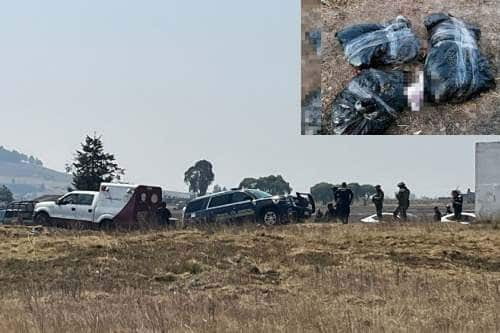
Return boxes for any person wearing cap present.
[334,182,353,224]
[393,182,410,221]
[372,185,384,220]
[451,190,463,220]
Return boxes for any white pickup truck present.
[33,183,162,228]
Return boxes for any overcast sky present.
[0,1,498,197]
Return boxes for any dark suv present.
[182,189,315,226]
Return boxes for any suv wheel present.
[34,212,51,226]
[261,209,279,226]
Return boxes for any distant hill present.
[0,147,70,200]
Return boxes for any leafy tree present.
[239,177,259,189]
[359,184,376,197]
[69,134,124,191]
[184,160,215,196]
[323,182,378,201]
[239,175,292,195]
[310,182,335,204]
[0,185,14,203]
[347,183,361,201]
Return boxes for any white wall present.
[475,142,500,221]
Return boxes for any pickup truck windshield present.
[246,189,272,199]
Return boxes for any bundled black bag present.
[336,16,420,68]
[331,69,407,135]
[424,13,495,103]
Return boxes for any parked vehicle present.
[33,183,162,228]
[182,189,315,226]
[0,201,37,224]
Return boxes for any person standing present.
[451,190,463,220]
[335,182,353,224]
[393,182,410,221]
[372,185,384,220]
[156,202,172,226]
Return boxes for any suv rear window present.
[231,192,252,203]
[185,198,209,213]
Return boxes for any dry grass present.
[0,222,500,332]
[320,0,500,134]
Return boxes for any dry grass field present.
[1,221,500,332]
[320,0,500,134]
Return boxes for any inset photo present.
[301,0,499,135]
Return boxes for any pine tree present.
[70,135,124,191]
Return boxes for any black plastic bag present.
[331,69,407,135]
[424,13,495,103]
[336,16,420,68]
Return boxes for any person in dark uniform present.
[334,182,354,224]
[393,182,410,221]
[451,190,463,220]
[156,202,172,226]
[445,205,453,215]
[433,206,442,221]
[372,185,384,220]
[324,203,337,222]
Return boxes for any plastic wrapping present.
[331,69,407,135]
[336,16,420,68]
[424,13,495,103]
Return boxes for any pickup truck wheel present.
[99,219,116,230]
[34,212,51,226]
[261,209,279,226]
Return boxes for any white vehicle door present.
[52,193,78,220]
[74,193,96,222]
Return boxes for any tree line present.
[310,182,378,204]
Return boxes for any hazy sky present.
[0,1,498,197]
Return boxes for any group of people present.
[313,183,353,224]
[433,190,463,221]
[316,182,464,224]
[316,182,411,224]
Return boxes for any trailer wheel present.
[34,212,51,226]
[99,219,116,230]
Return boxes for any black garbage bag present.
[424,13,495,103]
[336,16,420,68]
[331,69,407,135]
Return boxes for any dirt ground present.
[0,222,499,332]
[320,0,500,135]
